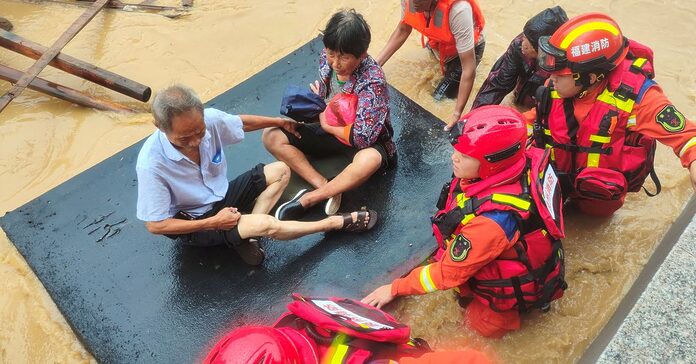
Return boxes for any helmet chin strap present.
[573,72,605,98]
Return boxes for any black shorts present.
[176,163,267,247]
[280,122,392,170]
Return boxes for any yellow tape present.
[560,21,620,49]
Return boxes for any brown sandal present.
[338,208,378,232]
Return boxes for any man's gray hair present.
[151,84,204,132]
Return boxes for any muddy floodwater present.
[1,0,694,363]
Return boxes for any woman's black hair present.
[322,9,371,57]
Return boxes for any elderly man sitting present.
[136,85,377,266]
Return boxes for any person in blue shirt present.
[136,85,377,266]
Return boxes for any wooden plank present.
[54,0,189,18]
[0,0,110,112]
[0,64,135,112]
[0,29,151,101]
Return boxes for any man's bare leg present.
[251,161,291,214]
[262,127,327,189]
[236,212,371,240]
[299,147,382,207]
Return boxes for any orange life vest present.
[402,0,485,73]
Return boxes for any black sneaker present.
[233,238,265,266]
[275,189,309,220]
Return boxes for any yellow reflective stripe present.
[546,145,555,160]
[324,334,349,364]
[330,345,349,364]
[544,128,552,136]
[456,193,465,208]
[632,57,647,68]
[550,90,561,99]
[460,213,475,226]
[527,124,533,136]
[419,264,437,293]
[596,89,635,113]
[587,153,600,167]
[627,114,637,128]
[491,194,531,211]
[589,134,611,143]
[679,137,696,158]
[560,21,620,49]
[454,193,476,225]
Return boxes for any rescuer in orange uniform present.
[377,0,486,130]
[362,106,566,338]
[529,12,696,216]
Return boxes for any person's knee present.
[265,161,291,187]
[242,214,280,237]
[262,127,287,149]
[465,299,520,338]
[353,148,382,172]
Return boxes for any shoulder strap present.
[643,165,661,197]
[533,85,551,147]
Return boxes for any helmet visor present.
[537,36,571,74]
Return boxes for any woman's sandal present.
[338,208,378,232]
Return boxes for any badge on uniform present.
[449,234,471,262]
[656,105,686,132]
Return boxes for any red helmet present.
[449,106,527,179]
[203,326,318,364]
[537,13,629,75]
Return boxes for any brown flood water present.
[1,0,694,363]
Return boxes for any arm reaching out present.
[376,22,413,66]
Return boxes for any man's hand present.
[690,160,696,192]
[278,117,301,139]
[361,284,395,309]
[309,80,321,95]
[214,207,241,230]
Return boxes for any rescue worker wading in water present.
[363,106,567,338]
[471,6,568,110]
[377,0,486,130]
[530,13,696,216]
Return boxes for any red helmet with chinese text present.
[449,106,527,179]
[537,13,629,75]
[203,326,318,364]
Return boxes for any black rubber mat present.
[0,37,453,363]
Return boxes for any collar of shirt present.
[158,129,212,162]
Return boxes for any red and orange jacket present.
[391,180,520,297]
[524,73,696,170]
